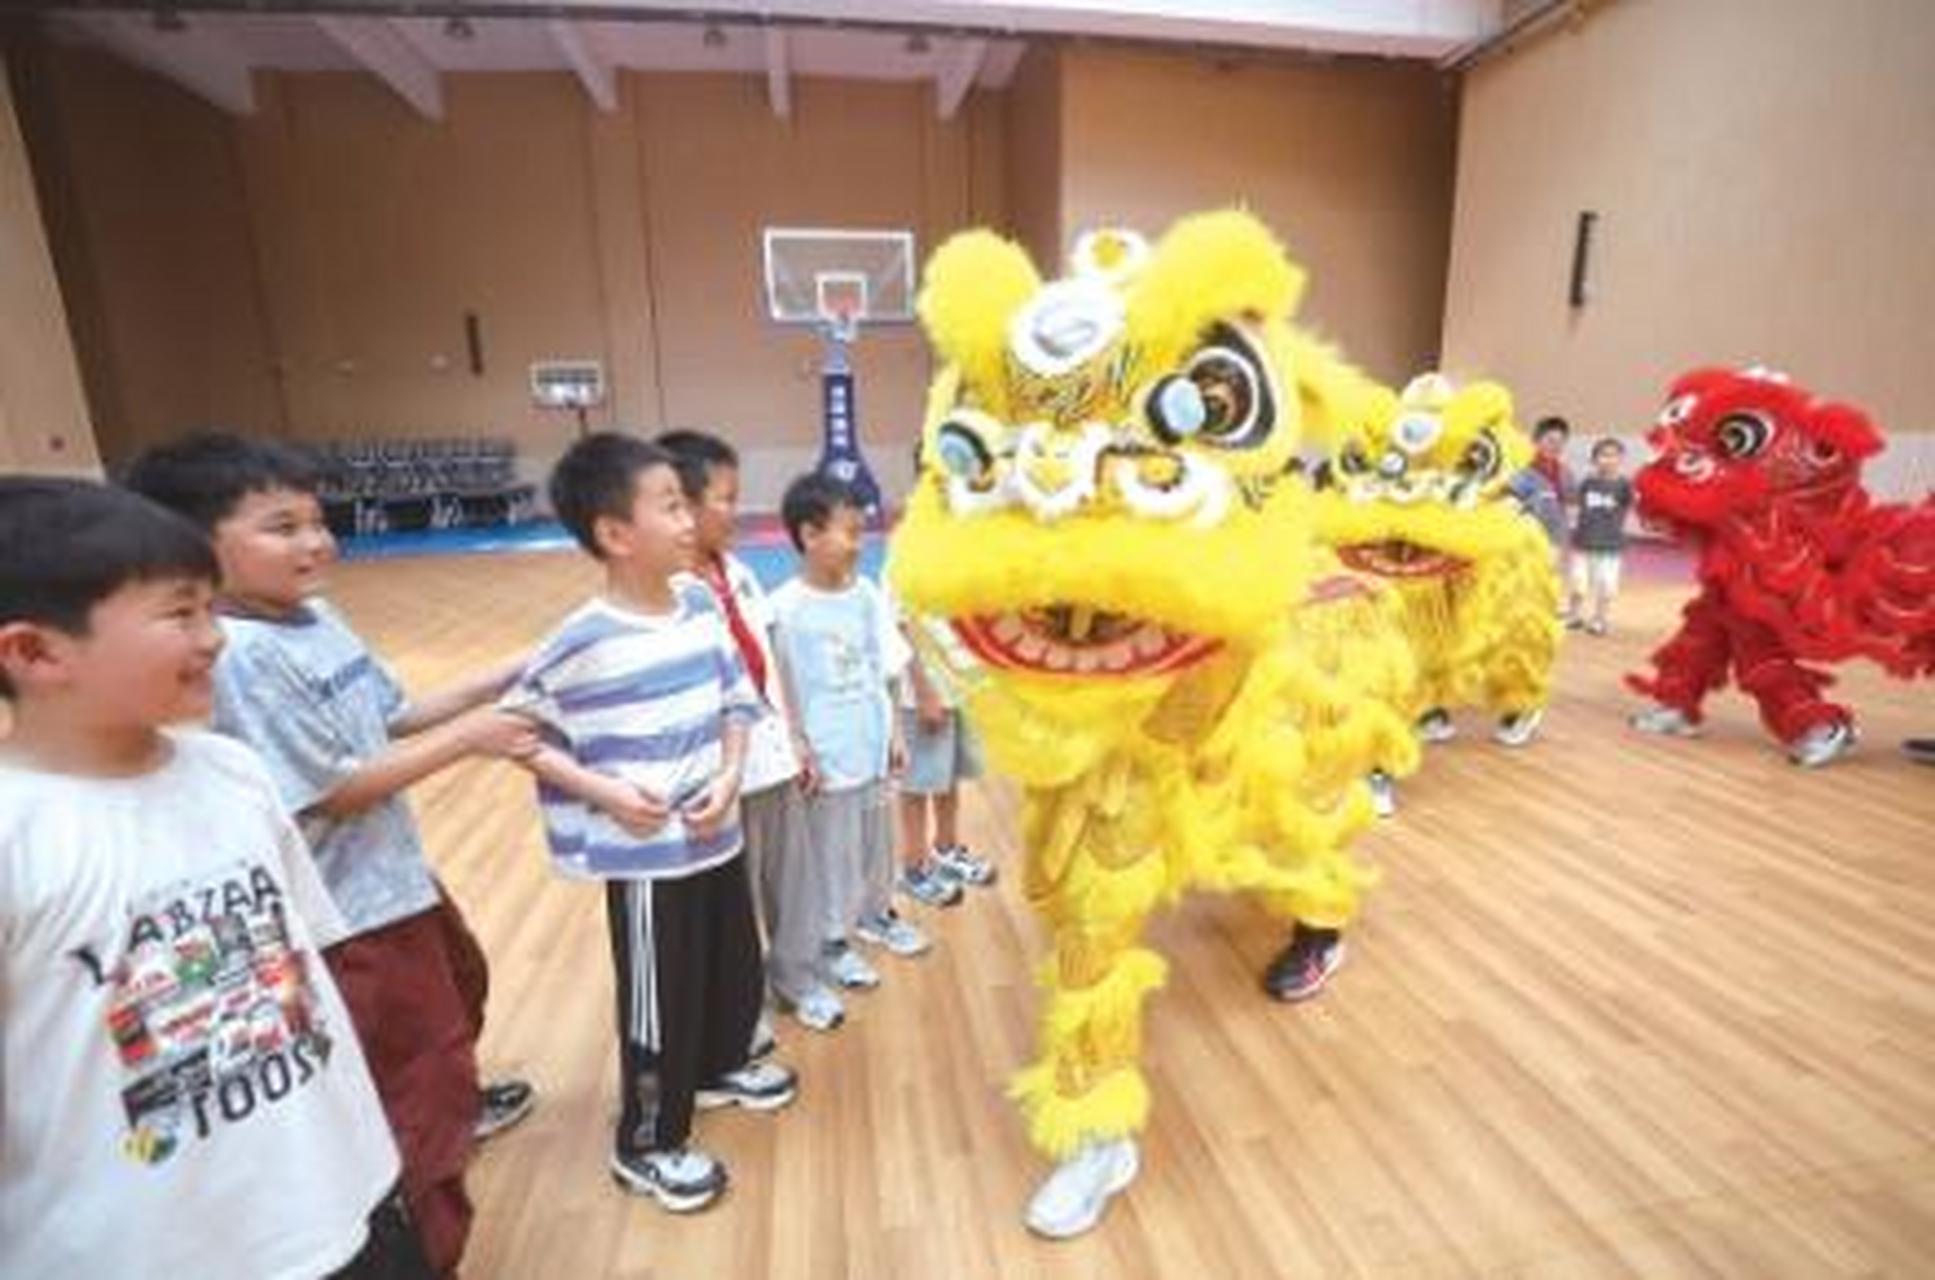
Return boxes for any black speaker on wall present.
[1569,211,1598,309]
[464,311,484,375]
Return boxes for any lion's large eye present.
[1714,412,1772,459]
[934,412,1001,488]
[1658,393,1698,428]
[1147,324,1275,450]
[1459,432,1501,482]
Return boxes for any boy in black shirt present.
[1567,438,1634,635]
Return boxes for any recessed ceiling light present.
[905,32,931,54]
[703,24,728,49]
[443,16,475,40]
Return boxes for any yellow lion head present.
[888,211,1373,737]
[1319,372,1536,575]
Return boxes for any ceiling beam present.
[313,16,444,120]
[763,26,791,120]
[70,12,256,115]
[934,36,987,120]
[548,19,618,111]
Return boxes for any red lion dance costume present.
[1627,366,1935,765]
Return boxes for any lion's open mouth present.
[952,605,1220,676]
[1336,539,1466,579]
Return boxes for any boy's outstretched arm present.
[389,653,530,737]
[309,705,537,820]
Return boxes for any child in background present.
[658,430,847,1035]
[894,602,996,905]
[127,434,537,1277]
[1510,416,1575,565]
[1567,438,1635,635]
[0,479,417,1279]
[505,433,796,1213]
[769,474,924,993]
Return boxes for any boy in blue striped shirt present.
[505,434,797,1213]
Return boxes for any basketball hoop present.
[816,271,867,345]
[761,227,914,529]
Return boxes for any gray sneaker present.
[1630,704,1702,737]
[1790,720,1857,769]
[1366,770,1398,819]
[822,939,881,991]
[1416,709,1456,744]
[933,843,998,887]
[856,908,931,958]
[696,1060,798,1113]
[783,984,846,1032]
[899,859,964,908]
[609,1147,726,1213]
[1023,1138,1140,1239]
[1494,707,1544,748]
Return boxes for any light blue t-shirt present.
[769,576,910,792]
[211,600,439,937]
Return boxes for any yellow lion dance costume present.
[1317,372,1563,766]
[887,211,1416,1237]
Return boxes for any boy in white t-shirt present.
[0,478,413,1279]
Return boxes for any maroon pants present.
[327,900,482,1280]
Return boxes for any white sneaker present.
[695,1060,798,1112]
[1630,704,1702,737]
[1790,720,1857,769]
[1493,707,1544,748]
[784,984,846,1032]
[856,908,931,958]
[609,1147,727,1213]
[822,940,881,991]
[1024,1138,1140,1240]
[1366,770,1398,819]
[1416,709,1456,744]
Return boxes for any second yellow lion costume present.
[887,211,1415,1237]
[1316,372,1563,752]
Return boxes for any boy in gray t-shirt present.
[128,433,540,1275]
[1567,438,1635,636]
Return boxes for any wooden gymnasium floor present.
[333,547,1935,1280]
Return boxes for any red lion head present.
[1636,366,1881,532]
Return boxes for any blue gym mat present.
[340,521,886,591]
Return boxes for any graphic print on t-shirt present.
[68,859,336,1168]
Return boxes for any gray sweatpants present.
[741,781,823,1004]
[806,779,895,943]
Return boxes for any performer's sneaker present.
[1630,704,1702,737]
[1024,1138,1140,1240]
[474,1079,537,1142]
[822,939,881,990]
[1493,707,1545,748]
[1263,927,1347,1003]
[696,1061,798,1113]
[782,984,846,1032]
[609,1147,727,1213]
[856,908,931,958]
[1366,770,1398,819]
[934,842,998,887]
[1904,737,1935,766]
[899,859,965,908]
[1790,720,1857,769]
[1416,709,1457,743]
[1585,619,1609,636]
